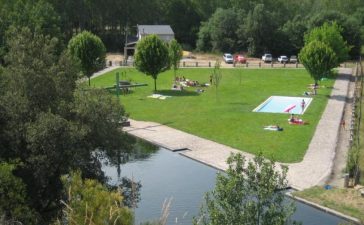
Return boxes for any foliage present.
[0,27,131,223]
[135,35,169,92]
[294,187,364,222]
[54,171,133,225]
[163,0,201,48]
[241,4,277,56]
[118,177,142,209]
[299,40,338,84]
[1,0,362,58]
[308,10,362,59]
[0,0,62,60]
[91,68,334,163]
[196,8,242,52]
[68,31,106,85]
[194,153,296,225]
[0,162,37,224]
[211,60,222,101]
[304,22,350,63]
[281,15,309,55]
[168,39,183,80]
[196,21,213,52]
[346,146,360,178]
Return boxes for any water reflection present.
[103,138,158,208]
[103,140,349,225]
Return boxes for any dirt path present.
[328,70,355,187]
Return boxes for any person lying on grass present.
[264,125,283,131]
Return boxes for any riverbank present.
[292,186,363,223]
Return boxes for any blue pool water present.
[103,147,348,225]
[253,96,312,114]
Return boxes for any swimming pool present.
[253,96,312,114]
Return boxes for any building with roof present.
[137,25,174,42]
[124,25,174,60]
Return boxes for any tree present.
[0,163,37,224]
[299,40,338,88]
[211,60,222,102]
[308,10,362,59]
[168,39,183,80]
[68,31,106,86]
[304,22,350,63]
[195,153,296,225]
[0,0,62,62]
[196,8,241,52]
[163,0,202,48]
[0,27,132,223]
[135,35,169,92]
[242,4,278,56]
[54,171,133,225]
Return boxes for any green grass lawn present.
[293,187,364,222]
[90,68,334,163]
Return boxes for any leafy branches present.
[195,153,296,225]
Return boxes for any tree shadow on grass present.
[156,89,200,97]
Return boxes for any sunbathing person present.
[264,125,283,131]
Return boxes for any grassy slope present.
[294,187,364,222]
[91,68,334,163]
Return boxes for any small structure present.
[137,25,174,42]
[123,25,174,61]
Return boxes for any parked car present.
[262,53,272,63]
[223,53,233,64]
[234,54,247,63]
[289,55,298,63]
[278,55,288,63]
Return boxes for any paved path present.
[287,68,352,189]
[91,66,121,79]
[124,68,352,190]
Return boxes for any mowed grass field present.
[91,68,334,163]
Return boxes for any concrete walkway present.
[124,68,352,190]
[91,66,121,79]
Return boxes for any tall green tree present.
[163,0,201,48]
[196,8,242,52]
[168,39,183,80]
[134,35,169,92]
[308,11,361,59]
[195,153,296,225]
[305,22,350,63]
[68,31,106,86]
[242,4,277,56]
[0,27,132,223]
[0,0,62,62]
[299,40,338,87]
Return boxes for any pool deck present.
[123,67,352,190]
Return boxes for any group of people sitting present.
[288,114,307,125]
[172,76,206,91]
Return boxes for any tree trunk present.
[88,77,91,86]
[154,78,157,92]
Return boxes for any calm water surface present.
[103,147,348,225]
